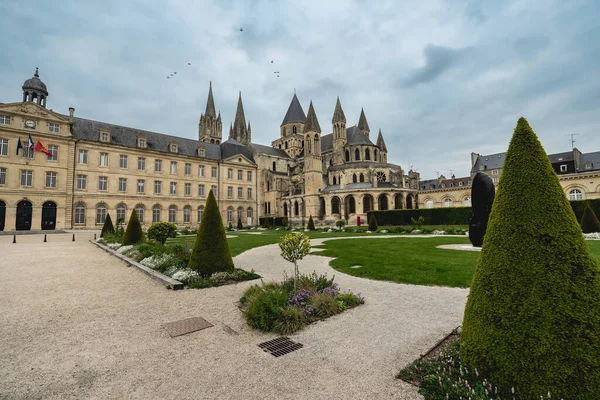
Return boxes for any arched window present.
[116,204,126,224]
[285,141,288,149]
[152,205,161,223]
[333,176,337,185]
[360,173,365,183]
[569,189,583,200]
[294,201,299,216]
[168,205,177,223]
[331,197,340,214]
[314,135,319,154]
[283,127,287,136]
[283,202,288,216]
[247,207,253,225]
[292,125,297,134]
[348,196,356,214]
[267,180,270,191]
[183,206,191,223]
[363,195,372,213]
[463,197,472,207]
[365,148,370,160]
[237,207,243,222]
[135,205,145,223]
[197,206,204,222]
[345,150,350,162]
[227,207,234,223]
[306,136,311,154]
[443,198,453,208]
[355,148,360,161]
[425,200,434,209]
[374,149,378,161]
[74,203,86,225]
[272,161,276,172]
[96,204,107,224]
[353,174,357,183]
[378,195,388,211]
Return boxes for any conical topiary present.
[188,190,234,276]
[307,215,315,230]
[237,217,243,230]
[100,213,115,238]
[263,217,270,228]
[368,213,378,232]
[580,202,600,233]
[122,209,143,245]
[460,117,600,398]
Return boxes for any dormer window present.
[198,147,206,157]
[99,130,110,143]
[560,164,567,172]
[170,142,178,153]
[137,137,147,148]
[584,162,592,170]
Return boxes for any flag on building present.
[35,140,52,156]
[16,138,23,155]
[27,134,34,150]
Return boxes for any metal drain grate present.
[258,337,303,357]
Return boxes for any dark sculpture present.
[468,172,496,247]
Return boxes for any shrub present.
[336,292,365,308]
[368,207,472,226]
[336,220,345,229]
[410,215,424,229]
[244,287,289,331]
[368,213,378,231]
[272,306,308,335]
[237,217,243,230]
[307,215,315,230]
[580,202,600,233]
[188,190,234,276]
[278,233,311,291]
[308,292,340,318]
[147,222,177,244]
[136,240,164,259]
[100,214,115,238]
[460,117,600,398]
[122,209,144,245]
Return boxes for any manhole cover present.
[162,317,213,337]
[258,337,303,357]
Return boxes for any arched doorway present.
[406,195,414,209]
[363,194,374,213]
[394,194,403,209]
[0,200,5,231]
[41,201,57,230]
[16,200,33,231]
[283,202,288,217]
[331,197,340,215]
[378,194,389,210]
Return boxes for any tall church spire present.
[376,128,387,152]
[358,107,370,137]
[198,82,222,143]
[303,101,321,133]
[205,81,216,117]
[281,93,306,126]
[332,97,346,123]
[232,91,250,145]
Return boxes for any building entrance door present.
[41,201,57,230]
[16,200,33,231]
[0,200,5,231]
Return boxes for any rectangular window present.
[185,183,191,196]
[170,143,178,153]
[560,164,568,172]
[47,145,58,161]
[138,138,146,148]
[238,187,243,199]
[100,131,109,142]
[0,115,11,125]
[137,179,145,193]
[0,138,8,156]
[169,207,176,223]
[199,165,205,177]
[99,152,109,167]
[211,167,217,178]
[119,155,128,169]
[0,167,6,185]
[152,207,160,223]
[21,170,33,186]
[211,185,217,195]
[227,168,233,179]
[247,171,252,182]
[199,148,206,157]
[247,188,252,200]
[78,150,88,164]
[585,162,592,170]
[138,157,146,171]
[493,177,498,184]
[491,169,498,175]
[48,123,60,133]
[119,178,127,192]
[170,161,177,174]
[198,184,205,196]
[185,163,191,175]
[154,180,162,194]
[45,171,57,188]
[227,186,233,198]
[155,159,162,172]
[170,182,177,195]
[98,176,108,191]
[22,147,33,159]
[183,207,191,223]
[237,170,243,180]
[77,174,87,190]
[117,207,126,223]
[136,207,144,223]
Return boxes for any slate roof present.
[281,94,306,126]
[357,108,369,132]
[548,151,574,163]
[251,143,291,158]
[327,161,403,171]
[221,138,254,161]
[303,101,321,133]
[332,97,346,123]
[471,150,600,174]
[470,152,506,173]
[581,151,600,171]
[376,129,387,151]
[320,126,375,153]
[22,68,48,94]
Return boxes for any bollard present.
[72,233,75,242]
[13,234,16,244]
[94,233,97,240]
[44,234,47,243]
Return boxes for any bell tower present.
[332,97,347,165]
[199,82,223,144]
[302,101,323,219]
[22,67,49,108]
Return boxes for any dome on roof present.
[22,67,48,95]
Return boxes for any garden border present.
[90,240,184,290]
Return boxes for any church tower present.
[199,82,222,144]
[302,101,323,219]
[272,92,306,157]
[332,97,347,165]
[357,108,370,139]
[376,128,388,163]
[230,92,250,145]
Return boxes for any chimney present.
[471,152,480,168]
[68,107,75,122]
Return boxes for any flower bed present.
[239,272,364,335]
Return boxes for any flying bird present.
[188,62,191,65]
[240,28,243,32]
[271,60,273,63]
[174,72,177,74]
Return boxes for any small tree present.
[410,216,424,229]
[122,209,143,245]
[580,202,600,233]
[100,214,115,238]
[335,220,345,230]
[147,222,177,244]
[307,215,315,230]
[237,217,243,230]
[188,190,234,276]
[368,213,378,232]
[263,217,270,228]
[278,233,311,292]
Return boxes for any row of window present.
[0,139,59,160]
[0,169,58,188]
[0,116,60,132]
[77,204,254,225]
[424,188,584,208]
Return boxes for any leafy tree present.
[307,215,315,230]
[460,117,600,399]
[278,233,311,292]
[237,217,243,230]
[335,220,345,230]
[580,202,600,233]
[100,213,115,238]
[147,222,177,244]
[368,213,378,232]
[188,190,234,276]
[122,209,143,245]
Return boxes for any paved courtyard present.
[0,233,469,399]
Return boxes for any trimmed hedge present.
[259,217,287,227]
[460,117,600,398]
[307,215,315,230]
[571,199,600,222]
[122,209,143,245]
[100,214,115,238]
[368,213,378,231]
[580,202,600,233]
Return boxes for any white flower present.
[116,245,133,254]
[411,229,422,234]
[584,232,600,240]
[432,230,446,235]
[107,243,122,250]
[172,269,200,283]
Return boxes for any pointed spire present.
[332,97,346,123]
[233,91,247,130]
[34,67,39,78]
[358,108,370,132]
[376,128,387,152]
[204,81,216,117]
[281,93,306,126]
[303,101,321,133]
[217,111,221,121]
[229,123,233,139]
[247,121,251,132]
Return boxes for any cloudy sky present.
[1,0,598,179]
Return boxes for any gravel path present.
[0,233,469,399]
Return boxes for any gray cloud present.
[403,45,471,87]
